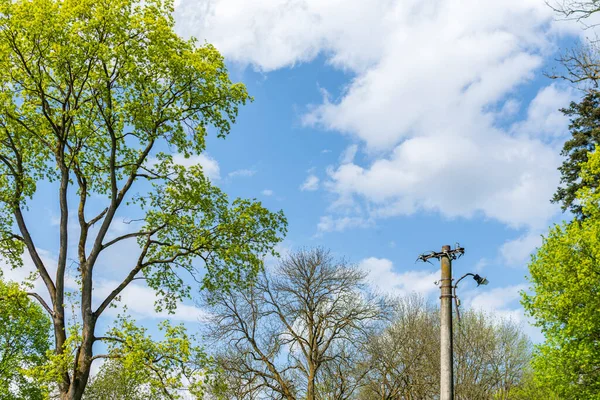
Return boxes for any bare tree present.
[544,1,600,86]
[360,297,531,400]
[360,295,439,400]
[203,248,384,400]
[548,0,600,22]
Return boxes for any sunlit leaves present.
[523,146,600,398]
[0,277,52,399]
[0,0,284,396]
[100,315,218,399]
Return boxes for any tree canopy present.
[523,146,600,398]
[552,90,600,218]
[0,0,286,398]
[0,276,52,399]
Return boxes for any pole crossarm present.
[416,244,465,264]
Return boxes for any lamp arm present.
[454,272,475,288]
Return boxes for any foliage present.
[0,0,286,397]
[509,369,561,400]
[0,276,52,399]
[84,316,219,400]
[552,90,600,218]
[84,360,150,400]
[523,146,600,398]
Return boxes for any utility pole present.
[439,245,453,400]
[416,243,465,400]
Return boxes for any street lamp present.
[453,272,489,322]
[456,272,488,287]
[416,244,489,400]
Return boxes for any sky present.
[170,0,590,340]
[1,0,595,348]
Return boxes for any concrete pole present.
[440,244,454,400]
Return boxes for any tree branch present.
[26,292,54,317]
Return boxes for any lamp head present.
[473,274,489,286]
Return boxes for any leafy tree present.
[83,359,150,400]
[83,319,221,400]
[552,90,600,218]
[510,369,561,400]
[0,0,286,398]
[0,276,52,399]
[523,146,600,398]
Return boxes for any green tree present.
[523,146,600,398]
[0,277,52,399]
[83,319,222,400]
[552,90,600,218]
[0,0,286,398]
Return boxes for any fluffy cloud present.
[511,84,575,140]
[300,174,320,191]
[324,121,562,229]
[1,248,208,323]
[317,215,373,233]
[175,0,393,72]
[175,0,578,232]
[466,283,542,341]
[228,168,256,178]
[172,153,220,180]
[93,279,209,323]
[359,257,439,298]
[261,189,274,196]
[500,231,543,266]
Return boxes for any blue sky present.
[171,0,593,339]
[2,0,594,348]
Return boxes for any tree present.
[359,295,439,400]
[544,0,600,218]
[523,146,600,398]
[454,312,531,400]
[552,90,600,218]
[84,360,150,400]
[546,0,600,87]
[0,0,287,398]
[360,298,532,400]
[203,248,383,400]
[0,276,52,399]
[83,324,221,400]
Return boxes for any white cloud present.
[324,127,561,229]
[93,279,210,323]
[228,168,256,178]
[460,282,543,341]
[172,153,220,181]
[148,153,221,180]
[511,84,575,140]
[316,215,372,233]
[469,284,526,314]
[340,144,358,164]
[1,248,209,323]
[358,257,439,298]
[174,0,578,232]
[500,232,542,266]
[261,189,274,196]
[175,0,392,72]
[300,174,320,191]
